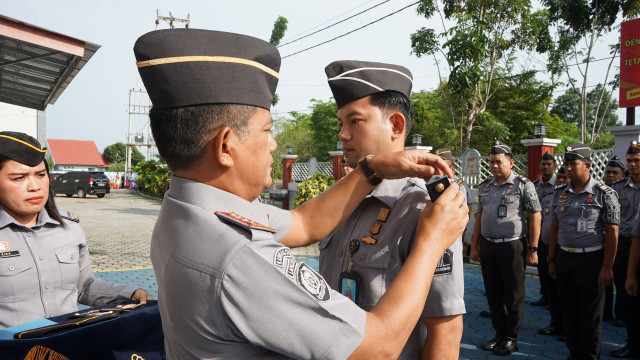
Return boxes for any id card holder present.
[339,271,361,305]
[577,218,587,232]
[497,204,507,218]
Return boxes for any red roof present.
[47,139,109,167]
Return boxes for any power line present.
[282,1,420,59]
[278,0,390,48]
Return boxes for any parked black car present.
[51,171,110,198]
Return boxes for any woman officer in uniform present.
[0,131,152,329]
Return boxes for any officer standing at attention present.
[610,142,640,358]
[470,140,542,356]
[532,152,557,308]
[316,61,466,360]
[548,143,620,360]
[134,29,468,359]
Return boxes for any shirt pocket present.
[56,248,80,290]
[0,257,36,302]
[504,193,520,204]
[352,246,392,310]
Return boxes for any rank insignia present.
[561,206,565,212]
[508,184,513,189]
[584,200,591,204]
[507,191,512,195]
[377,208,390,222]
[362,236,377,245]
[215,211,276,233]
[587,194,593,199]
[370,222,382,235]
[558,199,566,204]
[622,190,625,195]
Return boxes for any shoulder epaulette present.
[519,175,530,183]
[480,177,492,185]
[554,183,568,190]
[215,211,276,233]
[597,183,613,193]
[613,178,626,185]
[59,210,80,223]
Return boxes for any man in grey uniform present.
[134,29,469,359]
[531,152,557,308]
[316,61,466,360]
[470,140,542,356]
[610,142,640,358]
[548,143,619,360]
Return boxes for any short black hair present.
[150,104,256,171]
[368,91,413,136]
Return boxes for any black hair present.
[149,104,257,171]
[0,155,65,228]
[368,91,413,136]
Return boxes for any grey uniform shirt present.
[151,176,366,360]
[0,208,137,329]
[550,176,620,248]
[535,176,556,245]
[318,178,465,360]
[478,172,541,239]
[612,177,640,239]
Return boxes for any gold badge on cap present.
[370,222,382,235]
[377,208,390,222]
[362,236,377,245]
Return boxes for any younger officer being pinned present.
[531,152,557,308]
[0,132,153,329]
[548,143,620,360]
[134,29,469,359]
[609,143,640,358]
[470,140,542,356]
[317,61,466,360]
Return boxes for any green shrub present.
[133,160,170,198]
[293,172,336,208]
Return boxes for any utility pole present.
[126,89,153,178]
[155,10,190,29]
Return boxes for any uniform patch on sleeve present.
[297,263,331,302]
[434,249,453,276]
[285,257,297,279]
[273,248,291,268]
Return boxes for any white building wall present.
[0,102,38,137]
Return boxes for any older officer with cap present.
[610,142,640,357]
[315,61,466,360]
[548,143,620,360]
[531,152,557,308]
[134,29,469,359]
[470,140,542,356]
[0,132,152,329]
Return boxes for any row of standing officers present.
[470,140,640,359]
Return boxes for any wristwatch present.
[528,246,538,252]
[358,155,382,186]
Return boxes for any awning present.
[0,15,100,110]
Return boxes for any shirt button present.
[71,254,75,260]
[360,253,367,260]
[45,285,50,290]
[338,250,344,257]
[39,256,44,261]
[9,265,15,271]
[27,233,32,237]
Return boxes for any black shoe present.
[480,309,492,318]
[613,319,626,327]
[538,325,562,336]
[493,339,518,356]
[479,337,502,351]
[610,344,639,358]
[531,295,547,306]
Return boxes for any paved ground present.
[66,190,629,359]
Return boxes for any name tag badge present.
[497,204,507,218]
[577,218,587,232]
[339,271,361,305]
[0,250,20,258]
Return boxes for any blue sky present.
[3,0,627,156]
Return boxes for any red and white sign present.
[620,18,640,108]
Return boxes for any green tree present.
[540,0,638,145]
[271,111,316,180]
[410,0,548,151]
[102,142,145,167]
[409,88,459,153]
[269,16,288,107]
[307,99,340,161]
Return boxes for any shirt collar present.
[166,175,268,224]
[491,171,516,186]
[567,176,598,194]
[369,178,409,208]
[624,177,637,190]
[0,207,57,229]
[548,174,556,186]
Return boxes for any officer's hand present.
[470,245,480,263]
[417,182,468,254]
[526,251,538,266]
[131,289,154,304]
[597,268,614,287]
[626,276,638,296]
[368,150,453,182]
[548,263,557,280]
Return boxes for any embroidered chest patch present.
[297,263,331,302]
[434,249,454,276]
[215,211,276,233]
[0,241,10,252]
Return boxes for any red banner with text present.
[620,18,640,108]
